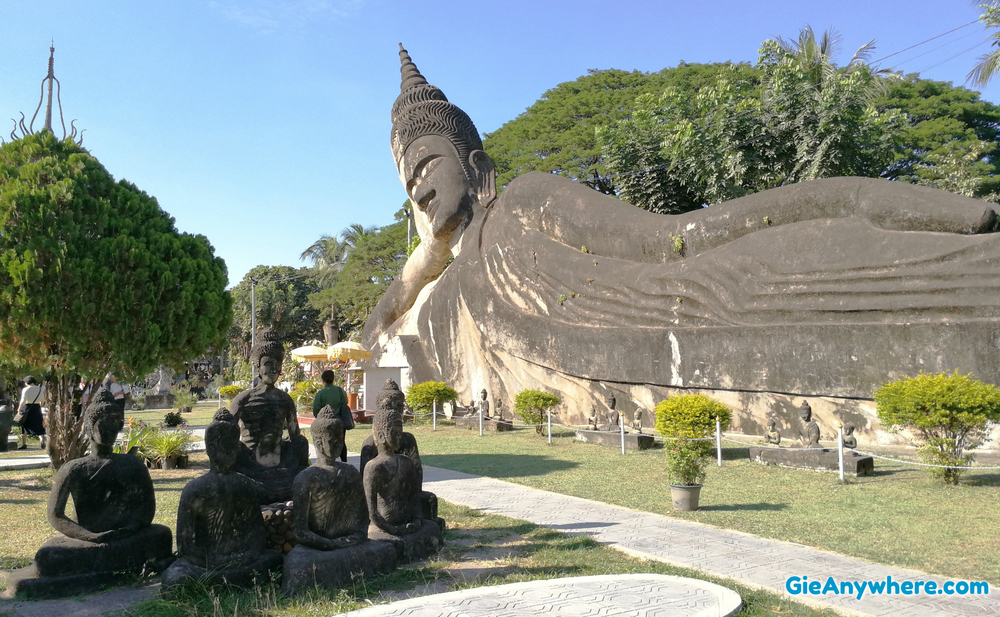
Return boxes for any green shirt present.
[312,384,347,417]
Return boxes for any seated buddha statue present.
[229,327,309,501]
[163,415,282,588]
[361,45,1000,428]
[30,389,172,587]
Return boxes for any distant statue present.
[163,413,282,587]
[797,402,821,448]
[361,46,1000,432]
[34,389,172,583]
[477,389,490,419]
[494,397,505,422]
[632,408,643,434]
[291,406,368,550]
[842,422,858,450]
[764,419,781,446]
[588,405,598,431]
[600,394,620,432]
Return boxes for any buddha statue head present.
[312,405,346,463]
[85,389,124,452]
[391,44,496,249]
[373,379,405,455]
[606,394,617,410]
[205,417,241,474]
[799,401,813,423]
[249,327,283,387]
[480,389,488,401]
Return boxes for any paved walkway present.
[423,465,997,617]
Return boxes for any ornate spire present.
[5,42,83,145]
[398,43,428,92]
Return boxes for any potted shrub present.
[514,389,561,435]
[172,389,198,414]
[655,393,731,511]
[148,429,194,469]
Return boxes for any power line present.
[872,19,981,64]
[916,37,991,74]
[892,29,983,68]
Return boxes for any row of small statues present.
[587,394,643,434]
[475,389,506,422]
[12,329,441,597]
[763,402,858,449]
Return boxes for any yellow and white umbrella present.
[328,341,372,362]
[290,344,331,363]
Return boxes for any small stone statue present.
[588,405,598,431]
[14,390,173,596]
[632,409,643,434]
[163,413,282,588]
[292,406,368,550]
[477,389,490,419]
[599,394,620,432]
[764,419,781,446]
[797,402,821,448]
[364,384,422,536]
[229,327,309,501]
[842,422,858,449]
[494,397,505,422]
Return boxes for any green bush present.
[148,429,194,461]
[405,381,458,416]
[162,411,185,427]
[172,389,198,411]
[514,389,561,435]
[291,380,322,411]
[219,384,243,400]
[655,394,731,485]
[874,371,1000,484]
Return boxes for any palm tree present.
[772,26,887,96]
[969,1,1000,87]
[300,224,379,286]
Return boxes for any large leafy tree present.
[482,64,734,194]
[599,28,903,212]
[878,74,1000,200]
[229,265,321,361]
[0,133,231,468]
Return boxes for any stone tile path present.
[341,574,742,617]
[423,466,998,617]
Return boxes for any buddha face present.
[480,389,488,401]
[208,428,240,474]
[399,134,490,246]
[259,355,280,386]
[88,413,123,448]
[800,405,812,422]
[376,413,403,454]
[606,394,616,410]
[315,423,344,462]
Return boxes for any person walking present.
[312,369,352,462]
[17,376,46,450]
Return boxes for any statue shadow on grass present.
[698,503,789,512]
[422,454,578,478]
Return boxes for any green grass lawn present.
[0,458,836,617]
[128,400,227,428]
[343,423,1000,585]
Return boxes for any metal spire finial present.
[4,42,84,146]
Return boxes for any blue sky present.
[2,0,998,287]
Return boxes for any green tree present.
[599,28,903,211]
[877,74,1000,200]
[513,389,561,435]
[483,64,735,194]
[405,381,458,415]
[229,265,320,361]
[0,133,231,468]
[309,221,408,339]
[874,371,1000,484]
[969,1,1000,87]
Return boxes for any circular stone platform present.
[340,573,741,617]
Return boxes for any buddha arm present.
[175,493,207,567]
[47,466,128,543]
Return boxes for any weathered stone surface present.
[35,524,173,577]
[575,430,655,451]
[143,393,175,410]
[749,446,874,476]
[281,541,397,595]
[361,48,1000,449]
[162,551,283,589]
[368,519,444,564]
[454,415,513,432]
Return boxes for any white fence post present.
[838,426,845,481]
[479,405,483,437]
[547,410,552,444]
[433,401,437,431]
[716,418,723,467]
[620,417,625,455]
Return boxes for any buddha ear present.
[469,150,496,202]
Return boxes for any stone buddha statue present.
[229,327,309,501]
[477,389,491,419]
[361,45,1000,432]
[797,402,821,448]
[764,419,782,446]
[599,394,620,432]
[163,414,282,588]
[292,406,368,550]
[842,422,858,450]
[14,390,173,595]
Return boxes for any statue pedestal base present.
[143,393,175,410]
[5,524,173,599]
[455,416,513,432]
[575,430,655,450]
[162,550,283,589]
[369,519,443,564]
[282,540,398,595]
[749,447,874,476]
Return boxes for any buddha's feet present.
[368,518,443,564]
[282,540,397,595]
[34,523,173,577]
[161,550,283,589]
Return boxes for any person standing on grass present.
[312,370,351,462]
[17,375,46,450]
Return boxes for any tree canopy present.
[229,265,320,360]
